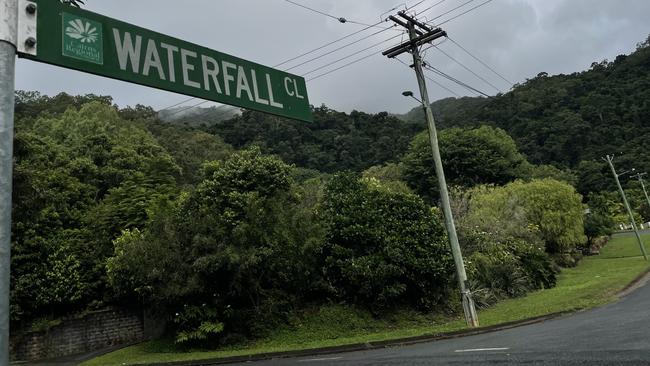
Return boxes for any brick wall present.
[10,307,145,362]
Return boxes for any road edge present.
[616,266,650,298]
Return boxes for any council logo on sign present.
[62,13,103,65]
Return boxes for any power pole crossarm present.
[384,13,479,327]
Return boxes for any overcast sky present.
[14,0,650,114]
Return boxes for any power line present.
[283,0,399,31]
[162,100,211,118]
[425,64,488,97]
[407,0,429,10]
[425,73,461,97]
[433,44,501,92]
[285,26,397,72]
[305,32,423,81]
[158,96,196,112]
[437,0,494,26]
[427,0,476,24]
[165,33,401,116]
[160,19,395,112]
[380,0,429,22]
[302,32,405,76]
[395,57,461,97]
[423,62,490,97]
[275,22,388,69]
[176,103,240,123]
[180,39,408,117]
[284,0,341,22]
[447,36,512,86]
[181,1,496,121]
[307,51,380,82]
[416,0,448,15]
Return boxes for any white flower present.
[65,19,99,43]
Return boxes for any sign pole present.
[0,0,17,363]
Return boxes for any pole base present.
[462,290,479,327]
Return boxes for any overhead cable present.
[447,36,512,86]
[433,44,501,92]
[302,32,405,76]
[423,63,490,97]
[395,57,461,97]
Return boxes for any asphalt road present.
[231,277,650,366]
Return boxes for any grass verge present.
[83,233,650,366]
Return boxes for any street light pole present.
[603,155,648,260]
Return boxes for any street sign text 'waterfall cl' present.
[19,0,312,121]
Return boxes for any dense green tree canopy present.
[11,102,179,321]
[206,107,422,173]
[402,125,527,201]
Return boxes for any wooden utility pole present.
[383,11,479,327]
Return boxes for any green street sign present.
[21,0,312,122]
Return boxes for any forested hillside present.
[207,106,423,173]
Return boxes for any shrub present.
[321,173,455,311]
[465,234,557,308]
[465,179,586,254]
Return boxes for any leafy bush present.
[173,305,224,346]
[465,179,586,254]
[463,231,557,308]
[321,173,455,311]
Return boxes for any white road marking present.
[454,347,510,353]
[298,356,343,362]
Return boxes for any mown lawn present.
[83,233,650,366]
